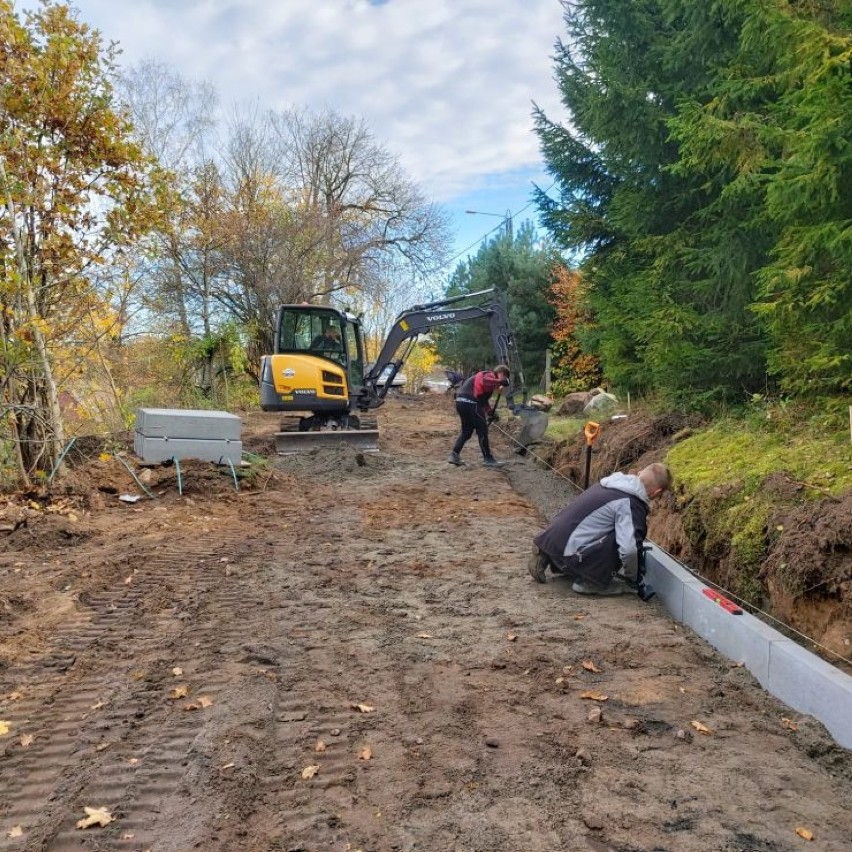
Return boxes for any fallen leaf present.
[8,691,23,701]
[573,614,586,620]
[359,746,372,761]
[781,717,799,732]
[416,633,433,639]
[315,740,326,753]
[124,575,133,585]
[127,758,139,765]
[0,720,11,736]
[95,743,109,752]
[91,700,106,710]
[122,833,135,840]
[98,453,111,462]
[690,720,713,735]
[582,660,602,673]
[7,826,23,838]
[20,734,34,748]
[507,633,517,642]
[169,686,189,700]
[351,703,375,713]
[76,806,113,829]
[579,691,608,701]
[197,695,213,708]
[795,826,814,841]
[555,677,564,685]
[220,762,235,770]
[171,667,183,676]
[301,764,320,780]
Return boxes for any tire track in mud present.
[0,525,265,851]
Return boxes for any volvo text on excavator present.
[259,288,548,453]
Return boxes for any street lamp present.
[465,209,513,241]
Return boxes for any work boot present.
[447,451,464,466]
[527,548,550,584]
[572,577,631,596]
[482,456,506,468]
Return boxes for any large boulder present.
[557,392,591,416]
[583,388,619,416]
[529,394,553,412]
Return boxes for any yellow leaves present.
[315,740,326,753]
[581,660,602,673]
[7,691,23,702]
[351,703,375,714]
[183,696,213,711]
[20,733,34,748]
[690,720,713,735]
[76,806,113,829]
[301,764,320,780]
[579,691,608,702]
[795,826,814,841]
[7,826,23,839]
[98,452,111,462]
[358,746,372,761]
[169,686,189,700]
[0,720,11,736]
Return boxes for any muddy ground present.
[1,394,850,852]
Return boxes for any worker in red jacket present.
[447,365,510,468]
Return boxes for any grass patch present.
[667,401,851,602]
[545,416,584,442]
[668,412,851,499]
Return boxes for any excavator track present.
[274,417,379,455]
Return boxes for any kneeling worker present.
[528,463,672,596]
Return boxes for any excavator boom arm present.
[362,289,527,410]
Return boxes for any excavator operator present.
[447,364,510,468]
[311,325,341,351]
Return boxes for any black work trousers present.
[452,400,492,459]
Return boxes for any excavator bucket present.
[513,408,549,455]
[274,428,380,455]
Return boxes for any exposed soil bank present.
[541,413,851,664]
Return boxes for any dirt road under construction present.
[1,395,850,851]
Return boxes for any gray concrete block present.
[134,434,242,465]
[647,541,852,750]
[767,639,852,749]
[135,408,241,441]
[682,581,778,686]
[644,545,696,621]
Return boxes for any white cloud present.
[61,0,566,201]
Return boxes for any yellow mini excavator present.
[259,288,548,453]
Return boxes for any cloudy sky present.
[52,0,568,270]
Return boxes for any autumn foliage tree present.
[548,265,601,395]
[0,1,160,484]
